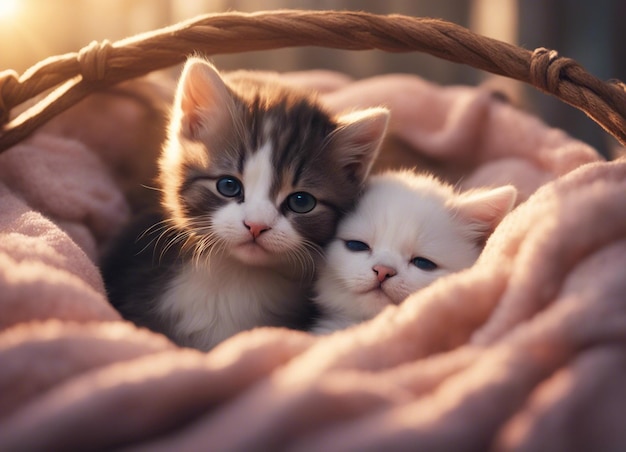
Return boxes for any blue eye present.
[345,240,370,252]
[412,256,438,271]
[287,192,316,213]
[216,177,242,198]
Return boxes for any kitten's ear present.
[173,58,234,140]
[453,185,517,244]
[331,107,389,185]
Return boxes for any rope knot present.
[77,40,112,82]
[0,70,20,125]
[530,47,578,94]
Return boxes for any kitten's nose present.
[373,264,397,283]
[244,221,270,239]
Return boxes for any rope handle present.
[1,10,625,152]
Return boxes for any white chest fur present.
[157,256,305,350]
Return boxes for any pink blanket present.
[2,69,624,451]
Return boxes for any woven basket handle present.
[1,10,625,152]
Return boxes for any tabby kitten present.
[102,58,389,350]
[312,170,517,334]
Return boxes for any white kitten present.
[312,170,517,334]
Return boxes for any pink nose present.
[373,264,397,283]
[244,221,270,239]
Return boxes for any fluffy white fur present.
[313,170,517,334]
[158,253,305,348]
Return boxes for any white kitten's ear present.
[331,107,389,185]
[453,185,517,244]
[173,58,234,140]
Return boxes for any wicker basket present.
[1,10,625,153]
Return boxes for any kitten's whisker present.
[191,234,209,268]
[133,220,178,259]
[189,229,226,270]
[299,240,324,271]
[302,239,325,262]
[197,235,217,267]
[135,220,174,256]
[154,219,204,265]
[137,219,170,241]
[211,236,232,262]
[140,184,166,193]
[157,231,189,264]
[284,249,302,277]
[285,241,319,283]
[179,219,213,265]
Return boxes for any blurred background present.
[1,0,623,156]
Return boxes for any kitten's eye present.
[216,176,242,198]
[412,257,438,271]
[345,240,370,252]
[287,192,316,213]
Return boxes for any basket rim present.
[1,9,625,151]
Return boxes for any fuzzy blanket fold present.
[1,69,623,451]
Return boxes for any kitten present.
[312,170,517,334]
[101,58,389,351]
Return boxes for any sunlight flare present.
[0,0,19,20]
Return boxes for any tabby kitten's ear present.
[452,185,518,245]
[172,57,235,141]
[331,107,390,185]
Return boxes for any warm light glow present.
[0,0,19,20]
